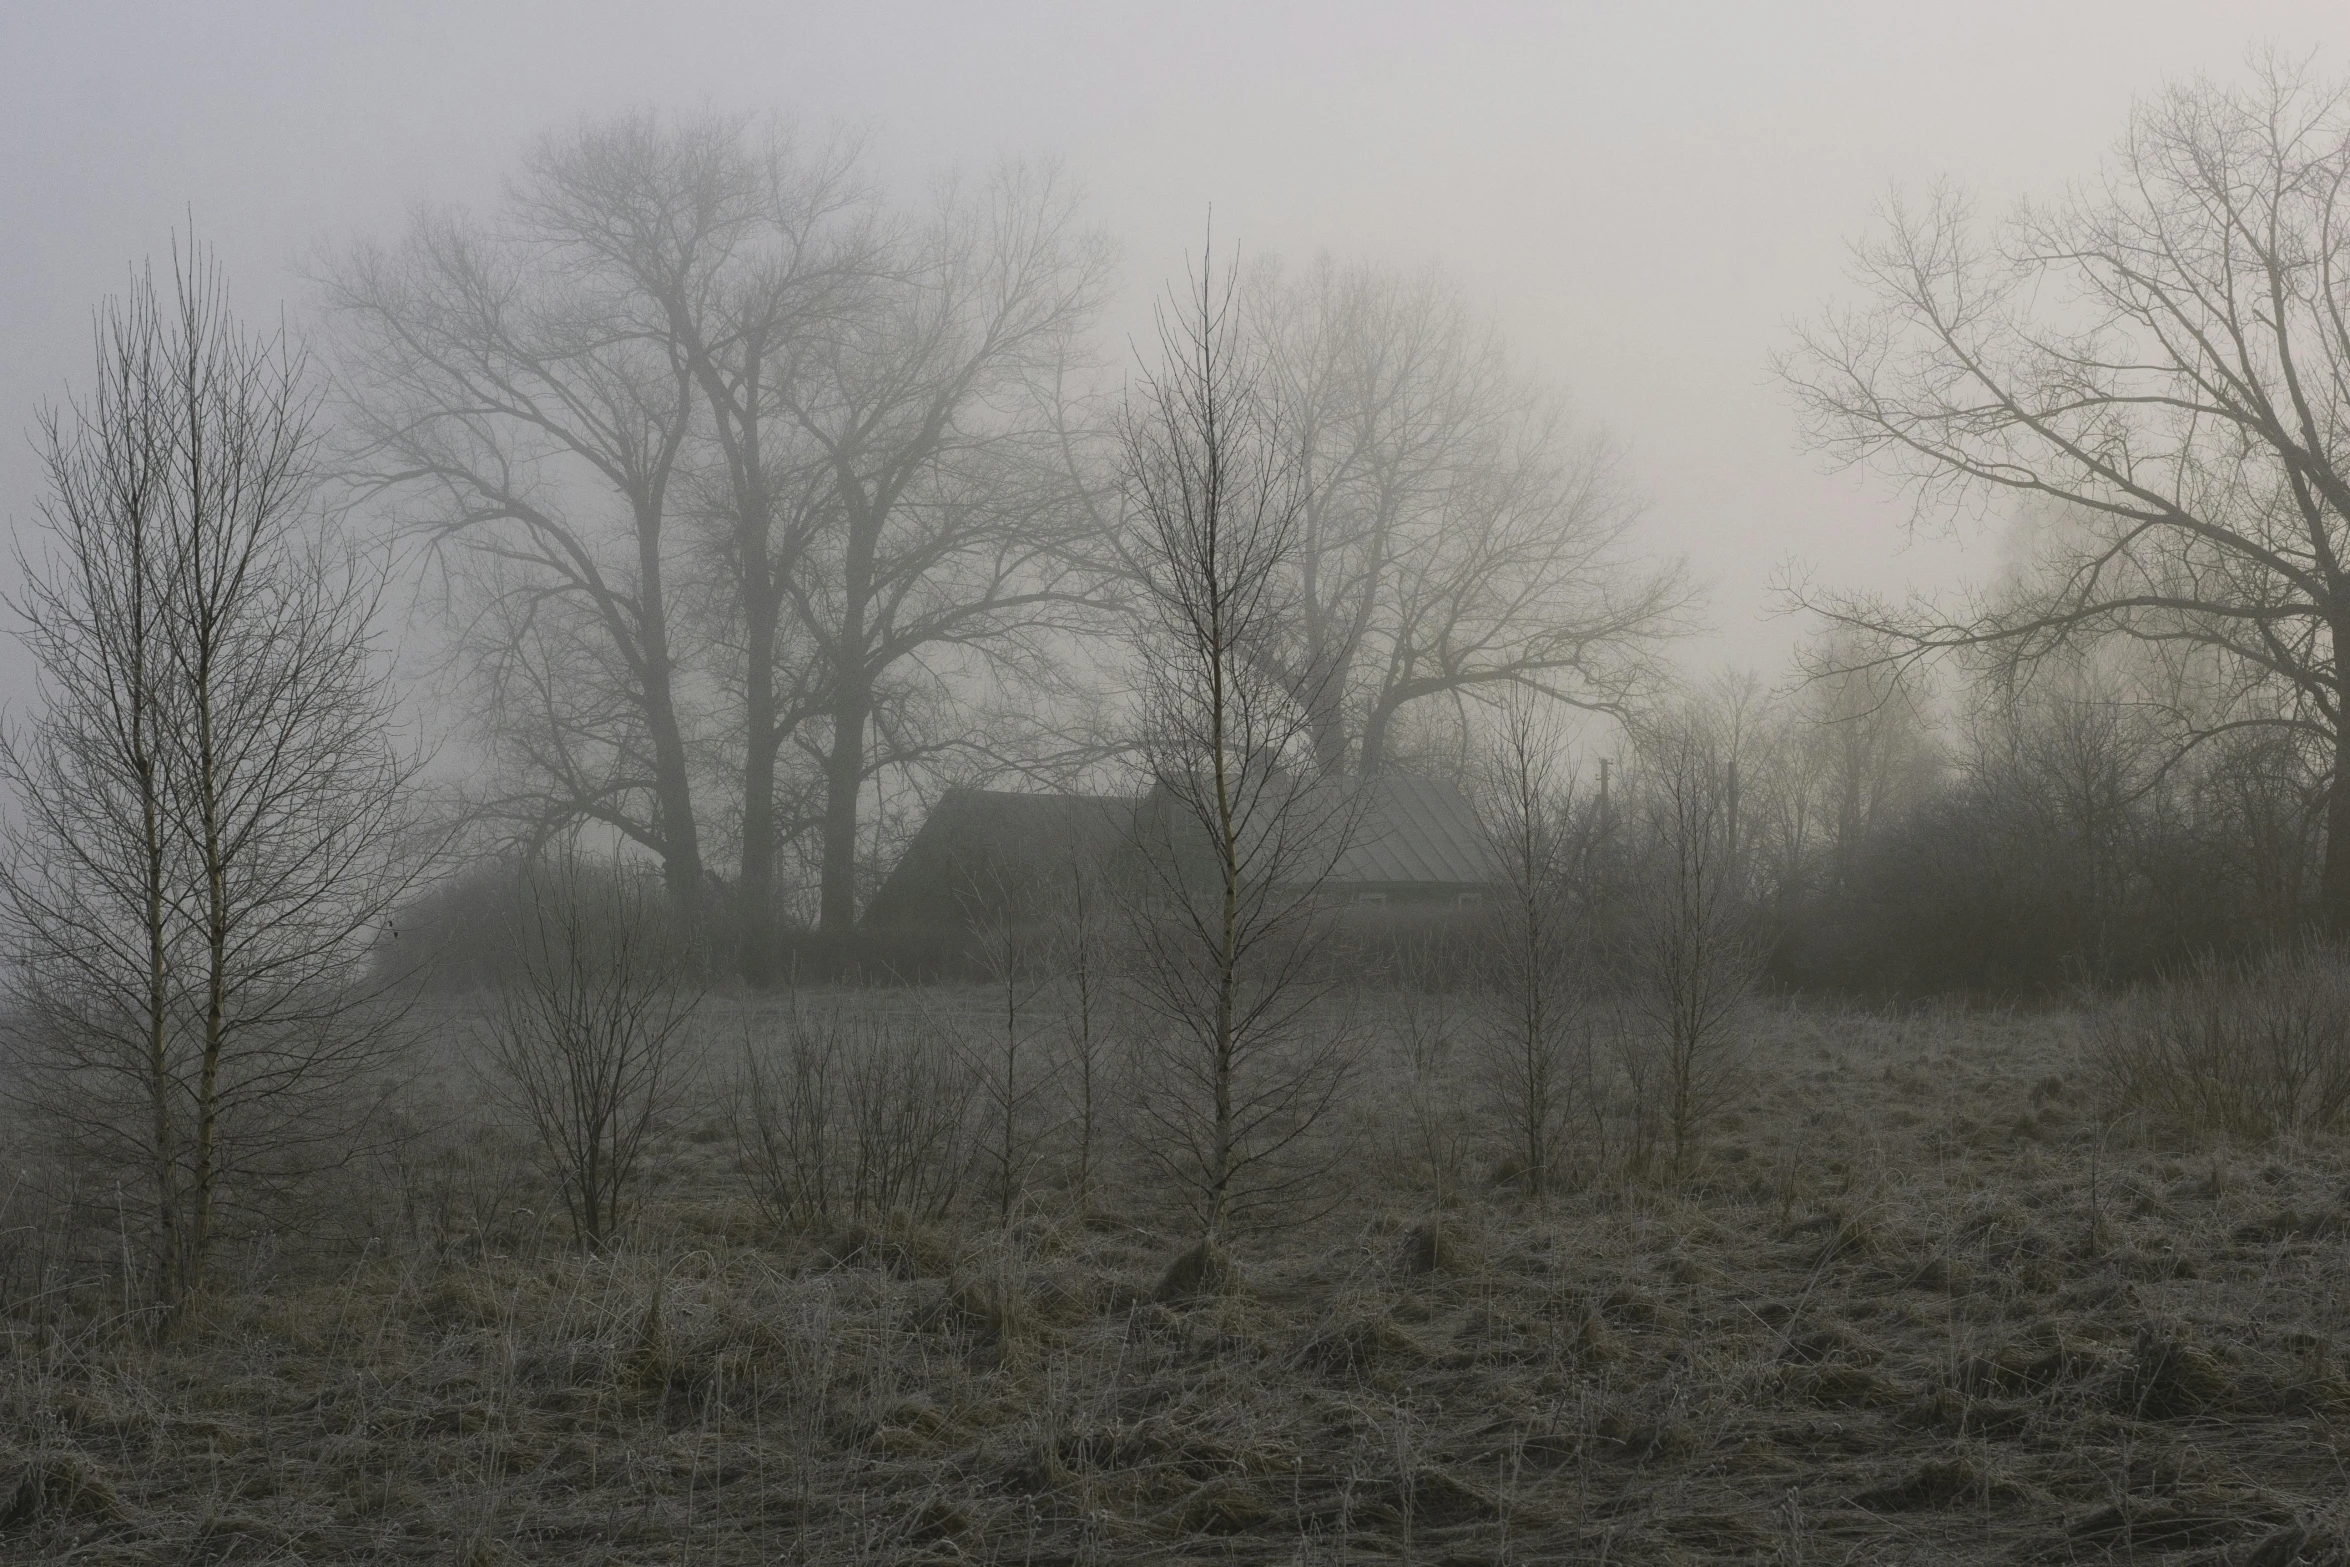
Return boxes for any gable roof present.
[861,788,1136,929]
[1329,771,1496,887]
[1133,769,1500,895]
[865,772,1500,930]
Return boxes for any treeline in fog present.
[301,99,2340,1002]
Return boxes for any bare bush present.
[2086,946,2350,1141]
[1386,965,1473,1207]
[480,854,700,1250]
[1046,861,1121,1209]
[1623,715,1760,1177]
[969,906,1054,1223]
[1472,697,1593,1199]
[735,1005,975,1231]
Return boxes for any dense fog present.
[6,8,2350,1564]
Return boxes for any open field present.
[6,997,2350,1564]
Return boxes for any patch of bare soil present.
[8,1001,2350,1561]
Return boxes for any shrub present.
[2086,946,2350,1141]
[734,1007,975,1230]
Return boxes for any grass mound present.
[1153,1235,1238,1302]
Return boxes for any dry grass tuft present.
[2116,1321,2231,1418]
[1151,1234,1238,1302]
[1852,1454,2031,1511]
[0,1448,122,1531]
[1395,1214,1477,1276]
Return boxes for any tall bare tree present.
[1624,709,1759,1178]
[1472,695,1589,1199]
[1,247,426,1313]
[1778,57,2350,929]
[1123,244,1355,1242]
[1250,258,1692,774]
[507,114,871,979]
[778,163,1116,932]
[325,116,760,922]
[331,122,1117,958]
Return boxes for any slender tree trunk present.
[2324,714,2350,935]
[739,654,779,982]
[1209,636,1239,1238]
[141,756,178,1304]
[1069,887,1098,1206]
[819,675,871,934]
[817,490,880,936]
[191,624,226,1298]
[1360,694,1399,776]
[687,333,787,986]
[634,504,702,927]
[736,513,781,982]
[114,509,182,1309]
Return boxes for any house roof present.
[1133,769,1500,893]
[865,772,1499,930]
[1327,771,1496,887]
[861,787,1137,928]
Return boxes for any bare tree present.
[1778,57,2350,928]
[967,886,1053,1224]
[778,162,1118,932]
[535,116,871,981]
[323,126,737,920]
[482,851,700,1251]
[1960,655,2169,983]
[1248,257,1693,775]
[1121,243,1357,1243]
[330,121,1119,961]
[1623,711,1760,1178]
[0,246,427,1312]
[1048,859,1118,1210]
[1472,695,1590,1199]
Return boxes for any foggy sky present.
[3,1,2345,694]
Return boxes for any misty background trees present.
[324,115,1118,978]
[306,109,1719,981]
[173,82,2350,1002]
[1779,57,2350,940]
[1247,258,1693,775]
[13,62,2350,1316]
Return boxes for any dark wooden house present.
[862,774,1496,934]
[860,788,1137,933]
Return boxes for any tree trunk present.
[2323,718,2350,935]
[645,679,702,920]
[634,506,703,929]
[191,637,226,1299]
[733,472,780,984]
[1308,683,1351,775]
[687,330,785,987]
[818,678,871,934]
[738,659,779,983]
[1361,690,1408,776]
[130,560,180,1311]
